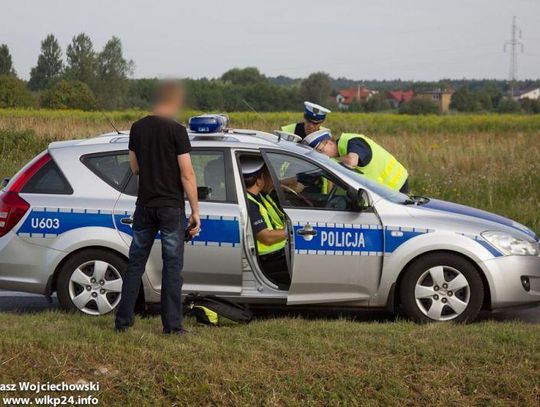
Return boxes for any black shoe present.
[115,326,129,333]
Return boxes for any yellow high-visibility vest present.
[247,194,286,255]
[260,193,285,229]
[337,133,408,191]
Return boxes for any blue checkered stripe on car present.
[17,208,241,247]
[292,222,433,256]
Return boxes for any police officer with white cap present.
[240,156,290,288]
[302,130,410,193]
[281,101,331,139]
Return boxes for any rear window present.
[21,159,73,195]
[82,152,131,192]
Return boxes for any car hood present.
[413,198,538,240]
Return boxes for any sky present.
[2,0,540,81]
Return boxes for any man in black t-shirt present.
[115,81,200,335]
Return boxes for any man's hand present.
[188,213,201,236]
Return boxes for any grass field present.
[0,311,539,405]
[0,109,539,405]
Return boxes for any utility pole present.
[504,16,524,97]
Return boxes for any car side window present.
[82,152,131,192]
[266,153,354,211]
[21,160,73,195]
[122,150,232,203]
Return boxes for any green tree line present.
[1,35,539,114]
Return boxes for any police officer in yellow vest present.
[260,169,285,229]
[240,157,290,288]
[302,130,410,193]
[281,101,331,139]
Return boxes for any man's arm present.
[256,228,287,246]
[128,151,139,175]
[339,152,359,168]
[178,153,201,235]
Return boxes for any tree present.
[299,72,332,106]
[95,36,134,109]
[0,44,15,76]
[40,80,96,110]
[0,75,34,108]
[520,98,540,114]
[399,97,439,115]
[362,94,391,112]
[496,97,522,113]
[450,86,483,112]
[64,33,98,90]
[28,34,63,91]
[221,67,266,86]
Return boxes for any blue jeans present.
[115,206,185,332]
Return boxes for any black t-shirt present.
[129,115,191,208]
[346,137,373,166]
[293,122,307,139]
[247,193,267,234]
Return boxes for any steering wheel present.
[281,185,314,207]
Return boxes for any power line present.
[504,16,524,96]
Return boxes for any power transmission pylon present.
[504,16,524,97]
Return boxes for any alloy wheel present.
[68,260,123,315]
[414,265,470,321]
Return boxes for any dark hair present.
[243,173,262,188]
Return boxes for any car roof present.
[47,129,308,153]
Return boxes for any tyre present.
[399,252,484,323]
[56,249,126,316]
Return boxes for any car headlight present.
[481,231,539,256]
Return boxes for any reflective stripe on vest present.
[247,194,286,255]
[260,194,285,229]
[337,133,408,191]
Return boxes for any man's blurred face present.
[316,139,338,157]
[154,81,185,118]
[304,120,322,135]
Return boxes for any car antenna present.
[241,99,268,126]
[100,111,122,135]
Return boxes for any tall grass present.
[0,109,539,232]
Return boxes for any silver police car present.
[0,116,539,322]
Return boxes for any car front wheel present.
[399,252,484,323]
[57,249,126,316]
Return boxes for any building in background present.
[387,90,415,108]
[514,87,540,101]
[336,86,378,110]
[415,89,454,113]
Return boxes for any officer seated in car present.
[240,156,290,289]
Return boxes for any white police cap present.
[239,156,265,177]
[302,129,332,149]
[304,101,331,123]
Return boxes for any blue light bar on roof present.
[188,114,229,133]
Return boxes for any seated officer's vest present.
[338,133,408,191]
[247,194,286,255]
[260,193,285,229]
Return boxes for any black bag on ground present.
[184,294,253,326]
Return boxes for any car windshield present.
[304,149,411,204]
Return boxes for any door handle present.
[120,217,134,225]
[297,223,317,240]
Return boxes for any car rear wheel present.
[399,252,484,323]
[57,249,126,316]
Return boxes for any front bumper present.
[481,255,540,309]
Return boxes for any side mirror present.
[347,187,371,211]
[1,177,10,188]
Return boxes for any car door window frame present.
[80,150,132,193]
[261,149,371,213]
[122,147,238,204]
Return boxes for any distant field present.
[0,311,539,405]
[1,109,538,232]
